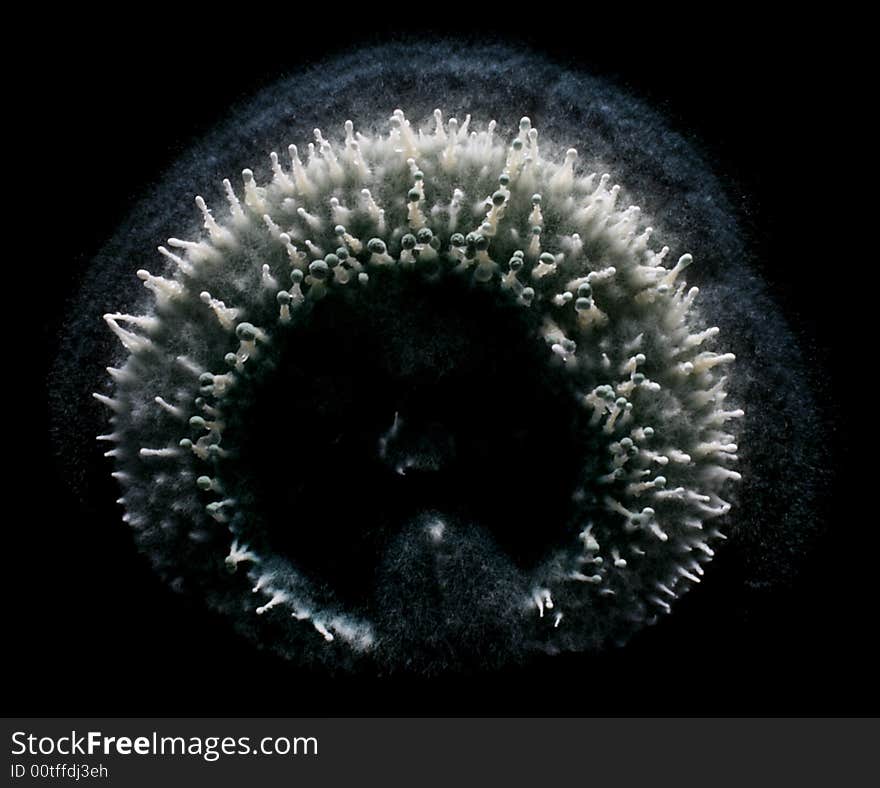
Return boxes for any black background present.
[18,15,870,715]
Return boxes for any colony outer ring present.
[94,110,742,670]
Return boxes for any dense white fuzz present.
[97,111,741,666]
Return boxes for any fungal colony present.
[93,107,742,670]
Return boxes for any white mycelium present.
[96,110,742,667]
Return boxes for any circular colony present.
[56,46,822,673]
